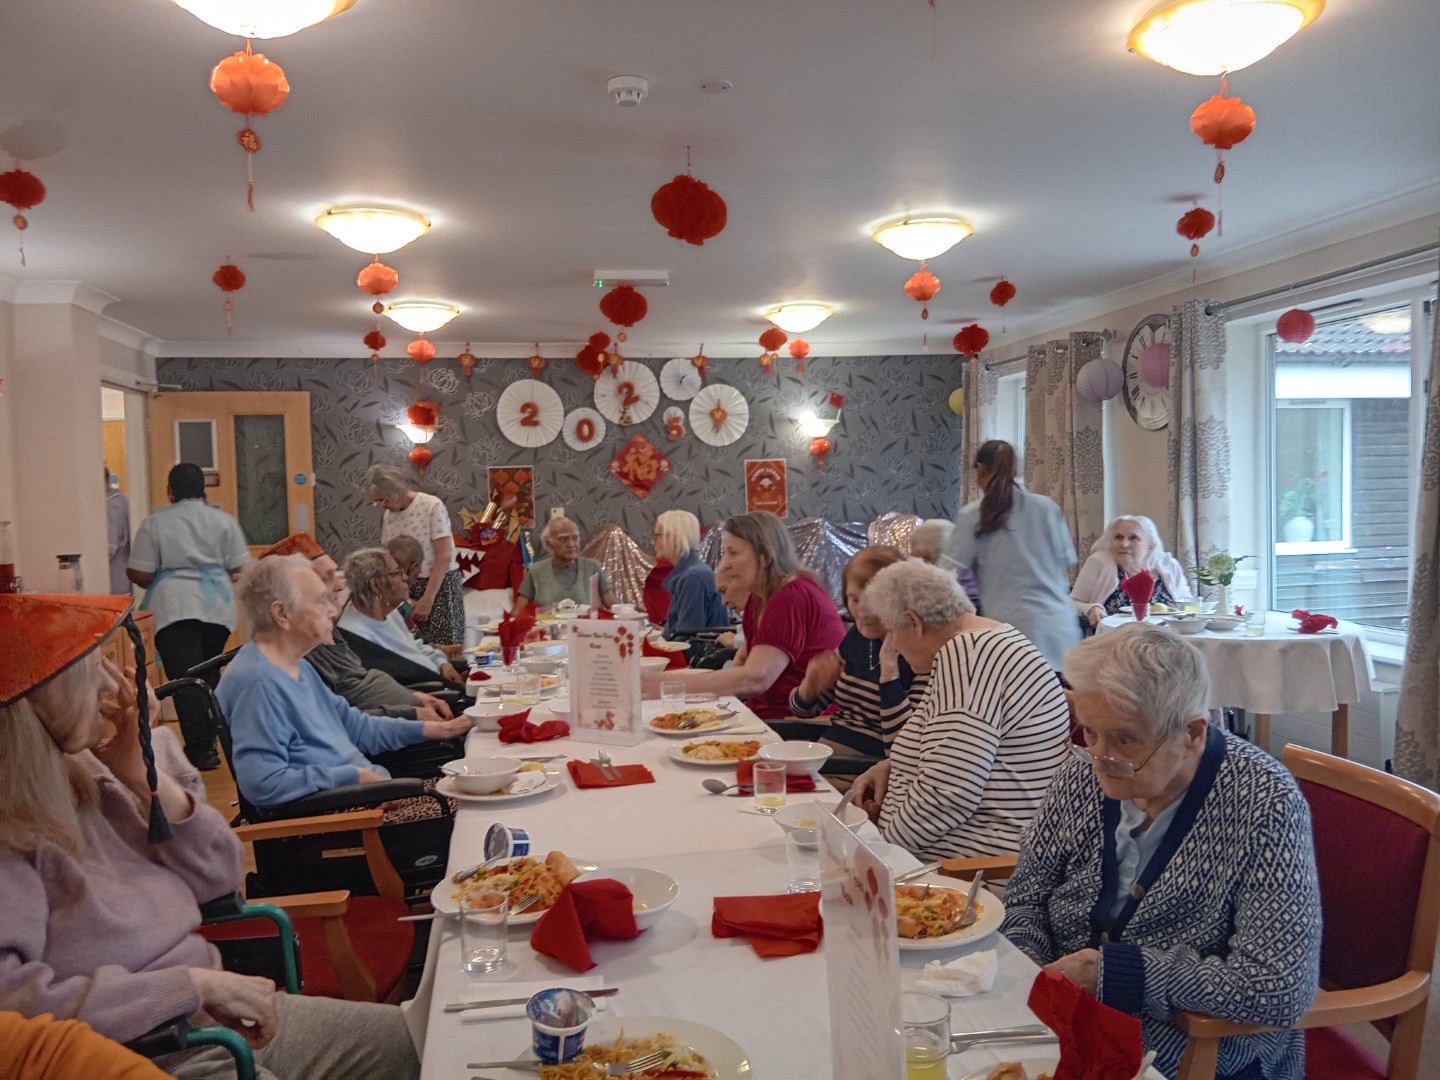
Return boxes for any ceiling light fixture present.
[171,0,356,39]
[1128,0,1324,77]
[871,216,974,262]
[764,303,834,335]
[384,301,459,334]
[315,206,430,254]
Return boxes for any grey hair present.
[909,519,954,564]
[386,533,424,570]
[655,509,701,557]
[861,558,974,630]
[365,464,411,501]
[1093,515,1165,570]
[1063,623,1210,740]
[237,554,310,635]
[541,515,580,549]
[342,548,393,611]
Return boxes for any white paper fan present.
[660,356,703,401]
[690,383,749,447]
[563,407,607,452]
[593,361,660,425]
[496,380,563,447]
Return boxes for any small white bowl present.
[523,641,567,657]
[774,800,866,836]
[1166,616,1207,635]
[1206,616,1243,632]
[462,700,510,732]
[440,755,522,794]
[518,655,562,676]
[756,740,833,776]
[577,866,679,931]
[639,655,670,672]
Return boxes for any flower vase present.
[1215,583,1228,618]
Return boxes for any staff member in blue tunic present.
[651,510,728,636]
[127,463,250,770]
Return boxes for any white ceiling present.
[0,0,1436,359]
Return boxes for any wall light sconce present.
[797,409,840,438]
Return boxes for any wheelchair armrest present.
[125,1017,192,1058]
[198,890,247,920]
[265,778,425,818]
[126,1017,259,1080]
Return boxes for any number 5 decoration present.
[563,407,608,452]
[497,379,563,447]
[661,405,686,442]
[593,360,659,426]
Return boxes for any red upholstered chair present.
[644,561,673,625]
[1176,744,1440,1080]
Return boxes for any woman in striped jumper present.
[851,559,1070,857]
[1002,624,1320,1080]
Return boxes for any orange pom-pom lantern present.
[1276,308,1316,344]
[0,167,45,265]
[809,436,833,467]
[789,338,810,362]
[209,41,290,210]
[1189,77,1255,231]
[408,445,432,475]
[358,259,398,297]
[1177,207,1216,278]
[758,327,787,374]
[212,263,246,335]
[953,324,989,361]
[651,173,728,246]
[599,286,647,345]
[989,279,1017,308]
[364,329,386,367]
[904,269,941,321]
[408,338,436,363]
[457,342,477,378]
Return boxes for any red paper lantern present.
[1176,207,1216,270]
[407,339,436,363]
[759,328,787,352]
[599,286,647,334]
[363,329,385,366]
[1276,308,1316,344]
[210,41,290,210]
[408,445,432,474]
[651,173,728,246]
[358,259,398,296]
[406,402,438,428]
[690,346,709,380]
[789,339,810,360]
[989,279,1017,308]
[212,263,246,335]
[457,343,477,377]
[809,436,832,466]
[953,324,990,360]
[527,349,546,379]
[904,269,941,320]
[1190,93,1256,152]
[0,168,45,261]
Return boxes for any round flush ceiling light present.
[385,301,459,334]
[764,303,834,335]
[171,0,356,39]
[1128,0,1324,77]
[315,206,431,254]
[871,217,974,262]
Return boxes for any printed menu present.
[566,617,642,745]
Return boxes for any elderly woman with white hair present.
[512,516,614,617]
[651,509,728,637]
[217,554,471,809]
[907,519,954,564]
[363,463,464,646]
[1001,624,1320,1080]
[1071,514,1193,628]
[852,559,1070,858]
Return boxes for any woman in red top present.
[640,511,845,719]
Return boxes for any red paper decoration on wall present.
[364,329,386,366]
[809,436,833,467]
[527,345,546,379]
[690,345,709,380]
[651,173,728,246]
[1276,308,1316,344]
[0,167,44,265]
[212,262,246,335]
[408,445,432,474]
[209,41,290,209]
[904,269,941,320]
[953,324,989,361]
[989,279,1017,308]
[457,342,477,377]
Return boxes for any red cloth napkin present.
[497,709,571,743]
[1291,608,1339,633]
[736,758,817,794]
[642,638,688,671]
[566,759,656,788]
[594,607,616,620]
[1027,970,1143,1080]
[466,669,491,682]
[712,893,823,958]
[531,879,640,972]
[1120,569,1155,607]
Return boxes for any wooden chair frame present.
[1175,744,1440,1080]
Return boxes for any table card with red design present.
[565,618,642,746]
[820,810,903,1080]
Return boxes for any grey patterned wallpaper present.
[156,353,966,556]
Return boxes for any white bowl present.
[462,701,511,731]
[1166,616,1207,635]
[518,655,562,676]
[577,866,679,931]
[440,755,522,794]
[774,800,867,836]
[756,740,833,776]
[639,655,670,672]
[523,641,567,657]
[1206,616,1243,632]
[611,604,640,619]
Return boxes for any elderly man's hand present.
[852,760,891,824]
[1045,948,1100,994]
[423,715,472,741]
[440,662,463,685]
[1088,607,1104,627]
[416,692,452,719]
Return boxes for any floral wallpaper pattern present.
[157,353,966,558]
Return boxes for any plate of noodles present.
[430,851,586,921]
[668,739,763,767]
[647,709,732,736]
[895,875,1005,950]
[529,1016,750,1079]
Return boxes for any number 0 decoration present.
[497,380,563,447]
[593,360,659,426]
[689,383,749,447]
[563,407,608,452]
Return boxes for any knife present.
[467,1063,541,1073]
[892,861,942,885]
[446,987,620,1013]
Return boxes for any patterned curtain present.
[960,361,998,506]
[1165,299,1230,585]
[1394,286,1440,789]
[1022,333,1106,574]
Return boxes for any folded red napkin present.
[736,758,817,794]
[1027,970,1143,1080]
[595,607,616,620]
[466,669,491,682]
[712,893,823,958]
[642,638,688,671]
[497,709,571,743]
[1120,569,1155,607]
[566,759,656,787]
[531,878,640,972]
[1291,608,1339,633]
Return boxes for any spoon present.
[702,778,741,795]
[834,787,858,817]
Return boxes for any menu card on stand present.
[820,812,902,1079]
[566,617,642,746]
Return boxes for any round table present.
[1097,611,1375,757]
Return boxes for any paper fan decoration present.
[659,356,703,401]
[496,380,563,447]
[563,407,608,452]
[593,360,659,426]
[690,383,749,447]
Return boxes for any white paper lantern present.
[1075,358,1124,402]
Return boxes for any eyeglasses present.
[1071,733,1168,779]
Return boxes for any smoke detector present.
[607,75,649,108]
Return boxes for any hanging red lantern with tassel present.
[1190,75,1255,234]
[457,342,477,378]
[690,345,709,381]
[989,279,1017,308]
[758,327,787,374]
[599,286,647,341]
[1177,207,1216,281]
[209,41,290,210]
[809,437,833,467]
[904,268,941,320]
[212,262,246,334]
[953,324,989,361]
[527,345,546,379]
[363,329,385,367]
[407,338,436,377]
[357,259,399,309]
[577,332,609,380]
[0,167,45,266]
[1276,308,1316,344]
[789,338,810,374]
[408,445,432,475]
[651,173,728,246]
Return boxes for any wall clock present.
[1122,313,1171,431]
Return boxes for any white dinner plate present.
[959,1054,1164,1080]
[435,774,563,805]
[647,713,735,737]
[429,854,593,920]
[896,877,1005,951]
[482,677,560,699]
[516,1015,752,1079]
[667,739,766,768]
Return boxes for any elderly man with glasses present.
[511,516,613,617]
[1001,623,1321,1080]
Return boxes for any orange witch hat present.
[258,532,325,560]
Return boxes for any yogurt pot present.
[526,988,596,1063]
[484,823,532,863]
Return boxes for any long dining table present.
[407,694,1073,1079]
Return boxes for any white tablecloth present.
[1097,611,1374,714]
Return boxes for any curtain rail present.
[1206,241,1440,317]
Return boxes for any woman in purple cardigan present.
[0,594,418,1079]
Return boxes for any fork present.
[509,891,542,916]
[592,750,621,782]
[467,1049,670,1075]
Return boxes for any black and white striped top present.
[880,624,1071,859]
[788,626,929,755]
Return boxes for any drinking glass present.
[513,673,542,706]
[460,892,508,974]
[786,827,821,892]
[901,992,951,1080]
[753,761,787,814]
[1245,610,1267,637]
[660,680,687,712]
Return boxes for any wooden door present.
[147,391,314,556]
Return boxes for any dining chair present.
[1174,744,1440,1080]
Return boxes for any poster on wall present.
[745,459,788,517]
[488,466,535,526]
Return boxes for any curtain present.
[1023,332,1106,572]
[1165,299,1230,587]
[1394,289,1440,789]
[960,361,998,506]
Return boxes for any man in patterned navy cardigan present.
[1002,624,1321,1080]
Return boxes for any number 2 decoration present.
[497,381,563,447]
[593,361,659,426]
